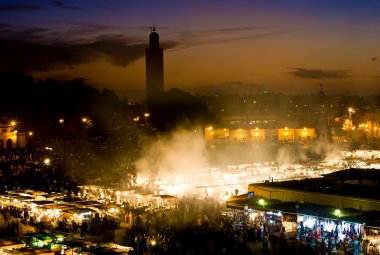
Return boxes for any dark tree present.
[147,88,213,131]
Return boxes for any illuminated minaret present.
[146,26,164,99]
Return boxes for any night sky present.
[1,0,380,101]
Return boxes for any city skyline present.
[0,0,380,101]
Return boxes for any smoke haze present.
[135,129,209,181]
[135,129,346,199]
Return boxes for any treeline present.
[0,70,124,140]
[0,70,216,138]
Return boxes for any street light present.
[348,107,355,118]
[259,198,266,209]
[302,127,308,137]
[44,158,51,166]
[224,192,230,202]
[10,121,16,127]
[334,209,341,217]
[81,117,93,129]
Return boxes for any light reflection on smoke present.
[135,130,380,202]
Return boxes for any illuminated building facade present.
[278,127,295,143]
[357,113,380,139]
[295,128,316,142]
[0,122,18,148]
[250,127,266,143]
[0,120,28,148]
[205,126,317,144]
[248,168,380,211]
[146,26,164,99]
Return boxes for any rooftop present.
[251,168,380,200]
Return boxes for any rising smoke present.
[135,128,209,182]
[275,142,344,165]
[135,129,345,178]
[135,128,345,199]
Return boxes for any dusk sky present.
[1,0,380,101]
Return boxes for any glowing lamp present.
[44,158,51,166]
[224,192,230,202]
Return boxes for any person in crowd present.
[263,232,269,251]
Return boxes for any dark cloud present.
[0,23,49,40]
[0,33,176,72]
[86,35,176,66]
[0,39,93,71]
[52,0,80,10]
[290,68,349,79]
[0,3,42,11]
[180,26,270,37]
[172,26,287,50]
[371,57,378,62]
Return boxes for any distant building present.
[204,126,316,145]
[248,168,380,211]
[146,26,164,99]
[250,127,266,143]
[278,127,295,143]
[357,112,380,139]
[0,120,27,148]
[0,122,17,148]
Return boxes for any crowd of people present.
[0,208,24,238]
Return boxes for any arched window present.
[6,139,12,149]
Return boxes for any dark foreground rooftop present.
[251,168,380,200]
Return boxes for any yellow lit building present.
[264,129,278,143]
[0,122,17,148]
[357,113,380,139]
[204,126,230,144]
[295,128,316,142]
[205,126,317,144]
[250,127,265,143]
[204,126,214,142]
[278,127,295,143]
[230,129,249,143]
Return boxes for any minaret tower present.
[146,25,164,99]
